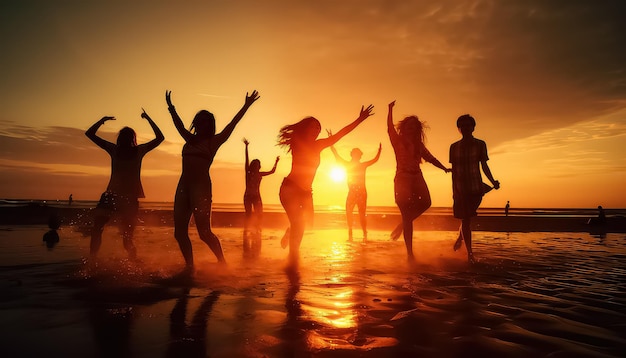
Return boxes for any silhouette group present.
[86,91,500,273]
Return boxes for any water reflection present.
[167,288,220,357]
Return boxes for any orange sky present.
[1,1,625,208]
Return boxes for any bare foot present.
[390,224,402,241]
[453,235,463,251]
[281,227,290,249]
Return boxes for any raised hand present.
[166,90,174,108]
[243,137,250,146]
[359,104,375,120]
[275,156,280,163]
[245,90,260,106]
[101,116,115,123]
[141,108,151,120]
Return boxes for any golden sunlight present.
[329,166,346,183]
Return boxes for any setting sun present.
[329,166,346,183]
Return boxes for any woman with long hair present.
[277,104,374,267]
[387,101,450,260]
[167,90,260,273]
[243,138,279,234]
[85,110,164,259]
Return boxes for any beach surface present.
[1,223,625,357]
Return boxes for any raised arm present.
[85,116,116,151]
[261,156,280,176]
[215,90,260,146]
[329,145,348,165]
[364,143,382,167]
[140,108,165,151]
[317,104,374,149]
[243,138,250,173]
[166,90,194,142]
[387,101,399,143]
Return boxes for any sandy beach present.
[0,222,625,357]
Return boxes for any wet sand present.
[0,224,625,357]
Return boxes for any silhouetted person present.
[43,213,61,249]
[387,101,450,260]
[85,110,164,259]
[588,205,606,225]
[243,138,279,235]
[167,90,259,274]
[278,104,374,267]
[505,201,510,216]
[329,140,381,241]
[68,194,73,206]
[451,114,500,263]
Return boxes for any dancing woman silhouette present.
[167,90,260,273]
[277,104,374,267]
[86,110,164,259]
[243,138,279,234]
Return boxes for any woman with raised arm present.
[277,104,374,267]
[85,109,164,259]
[243,138,280,234]
[329,142,382,241]
[387,101,450,260]
[167,90,260,274]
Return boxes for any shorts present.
[453,193,483,219]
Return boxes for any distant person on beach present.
[450,114,500,263]
[387,101,451,260]
[68,194,73,206]
[277,104,375,267]
[329,140,381,241]
[505,201,510,216]
[587,205,606,225]
[86,111,164,259]
[43,213,61,249]
[167,90,260,274]
[243,138,279,234]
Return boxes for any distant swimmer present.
[450,114,500,264]
[505,201,510,216]
[587,205,606,225]
[85,109,164,260]
[43,213,61,249]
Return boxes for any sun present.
[329,166,346,183]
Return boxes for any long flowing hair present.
[397,115,428,161]
[277,116,320,153]
[190,110,216,136]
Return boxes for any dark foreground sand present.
[0,224,625,357]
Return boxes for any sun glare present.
[329,166,346,183]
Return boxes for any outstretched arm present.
[386,101,400,144]
[141,108,165,151]
[215,90,260,146]
[481,161,500,189]
[261,156,280,176]
[85,116,116,151]
[243,138,250,173]
[317,104,374,149]
[423,146,451,173]
[364,143,382,166]
[166,90,194,142]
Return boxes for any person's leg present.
[280,182,305,265]
[357,191,368,241]
[120,199,139,259]
[345,190,356,240]
[461,218,474,263]
[253,198,263,233]
[174,188,195,269]
[244,196,253,232]
[90,214,109,257]
[194,198,225,263]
